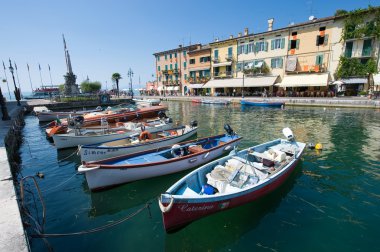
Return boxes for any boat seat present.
[181,187,199,197]
[188,145,204,154]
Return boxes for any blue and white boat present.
[241,99,284,107]
[78,125,242,191]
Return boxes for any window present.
[157,56,160,61]
[238,44,244,55]
[200,56,210,62]
[183,51,186,57]
[319,27,326,31]
[289,39,300,50]
[165,65,168,70]
[175,75,178,80]
[158,66,161,71]
[183,61,187,68]
[291,31,297,36]
[315,54,324,66]
[204,70,210,77]
[316,34,328,46]
[362,39,372,57]
[174,52,177,58]
[271,38,285,50]
[248,42,254,53]
[190,59,195,64]
[228,47,233,57]
[184,74,187,80]
[165,54,167,60]
[255,41,268,52]
[190,71,196,78]
[345,41,353,58]
[214,49,219,59]
[271,58,283,68]
[159,76,161,82]
[170,54,172,59]
[170,64,172,70]
[175,63,178,69]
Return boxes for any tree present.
[80,81,102,93]
[58,84,65,93]
[335,9,348,16]
[112,73,122,97]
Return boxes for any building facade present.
[187,44,211,95]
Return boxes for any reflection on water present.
[18,102,380,252]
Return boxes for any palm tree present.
[112,73,122,97]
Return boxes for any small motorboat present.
[202,99,230,105]
[52,117,174,149]
[79,121,199,162]
[78,124,242,191]
[241,99,284,107]
[36,106,103,122]
[133,98,161,106]
[191,99,202,103]
[158,128,305,232]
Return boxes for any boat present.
[52,117,174,149]
[24,86,60,99]
[36,106,103,122]
[133,98,161,106]
[202,99,230,105]
[57,103,168,127]
[241,99,284,107]
[78,124,242,191]
[79,121,198,162]
[158,128,306,232]
[191,99,202,103]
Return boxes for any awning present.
[189,84,204,89]
[157,86,163,91]
[188,66,210,71]
[166,86,179,91]
[339,78,367,84]
[277,73,330,87]
[374,74,380,85]
[203,76,278,88]
[213,62,232,67]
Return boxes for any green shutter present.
[271,40,274,50]
[281,38,285,49]
[288,41,291,50]
[324,34,329,46]
[255,43,259,52]
[170,64,172,70]
[175,63,178,69]
[165,65,168,70]
[158,66,160,71]
[265,42,268,51]
[184,62,187,68]
[280,58,283,68]
[271,58,274,68]
[315,54,323,65]
[316,36,320,46]
[296,39,300,49]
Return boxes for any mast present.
[2,61,12,100]
[38,64,44,89]
[27,63,33,91]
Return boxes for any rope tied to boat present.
[57,148,80,162]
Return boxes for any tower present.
[63,34,79,95]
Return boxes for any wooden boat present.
[56,104,167,127]
[202,99,230,105]
[79,122,198,162]
[241,99,284,107]
[191,99,202,103]
[52,117,174,149]
[36,106,103,122]
[133,98,161,106]
[158,128,306,232]
[78,125,242,191]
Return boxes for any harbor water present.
[19,101,380,251]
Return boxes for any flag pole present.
[27,63,33,92]
[38,63,44,89]
[48,64,53,88]
[2,60,12,100]
[14,61,21,90]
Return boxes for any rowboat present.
[241,99,284,107]
[79,122,198,162]
[36,106,103,122]
[202,99,230,105]
[158,128,305,232]
[78,125,242,191]
[52,117,174,149]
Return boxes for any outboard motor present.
[158,111,168,119]
[282,127,294,141]
[166,117,173,123]
[190,120,198,128]
[224,124,234,136]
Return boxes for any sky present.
[0,0,379,93]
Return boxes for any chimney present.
[229,35,234,39]
[268,18,274,31]
[244,28,249,36]
[179,44,182,48]
[238,32,242,37]
[214,37,219,42]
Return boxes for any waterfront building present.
[153,44,200,96]
[204,33,239,96]
[145,81,158,95]
[187,44,211,95]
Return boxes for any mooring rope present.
[57,148,79,162]
[40,172,81,193]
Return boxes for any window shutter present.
[271,40,274,50]
[288,41,291,50]
[280,58,283,68]
[271,58,274,68]
[255,43,259,53]
[281,38,285,49]
[323,34,329,46]
[316,36,320,46]
[265,42,268,51]
[237,46,241,55]
[296,39,300,49]
[245,44,248,54]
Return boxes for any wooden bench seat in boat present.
[188,145,204,154]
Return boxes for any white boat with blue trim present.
[78,125,242,191]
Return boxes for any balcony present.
[213,71,234,79]
[173,68,181,74]
[212,57,220,63]
[188,76,211,84]
[225,54,234,61]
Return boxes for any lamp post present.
[127,68,134,99]
[8,59,21,106]
[0,79,11,120]
[242,73,245,98]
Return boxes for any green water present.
[19,101,380,251]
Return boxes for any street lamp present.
[0,79,11,120]
[127,68,134,99]
[242,73,245,98]
[8,59,21,106]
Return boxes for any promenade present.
[0,101,29,251]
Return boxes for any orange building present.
[187,45,211,95]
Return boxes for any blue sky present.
[0,0,379,92]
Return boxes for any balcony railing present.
[225,54,234,61]
[162,80,181,85]
[213,71,234,79]
[212,57,220,63]
[188,76,211,84]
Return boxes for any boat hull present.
[53,123,173,149]
[162,159,299,232]
[79,127,198,162]
[241,100,284,107]
[82,137,241,191]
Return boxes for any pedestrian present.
[233,89,236,97]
